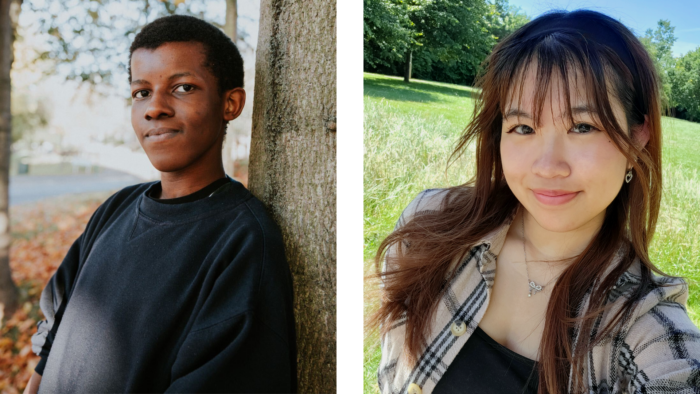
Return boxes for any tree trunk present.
[224,0,237,42]
[222,0,238,177]
[0,0,21,323]
[248,0,336,392]
[404,49,412,83]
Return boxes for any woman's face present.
[500,65,640,233]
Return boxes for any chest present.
[478,240,554,361]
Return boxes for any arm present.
[23,372,41,394]
[29,232,85,375]
[621,280,700,393]
[166,207,296,393]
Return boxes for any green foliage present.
[363,0,529,85]
[669,47,700,121]
[484,0,529,43]
[639,20,677,109]
[363,0,413,69]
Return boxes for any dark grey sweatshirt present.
[30,177,297,393]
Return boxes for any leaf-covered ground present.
[1,191,111,393]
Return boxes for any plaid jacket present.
[378,189,700,394]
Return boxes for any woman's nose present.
[531,134,571,179]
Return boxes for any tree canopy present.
[364,0,529,85]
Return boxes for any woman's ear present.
[223,88,246,122]
[631,114,650,149]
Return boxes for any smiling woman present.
[370,9,700,394]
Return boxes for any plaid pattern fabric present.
[378,189,700,394]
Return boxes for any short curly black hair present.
[128,14,244,95]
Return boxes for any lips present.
[146,127,180,137]
[531,189,580,205]
[145,127,180,142]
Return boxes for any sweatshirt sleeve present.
[30,231,85,375]
[166,209,296,393]
[166,310,295,393]
[621,279,700,392]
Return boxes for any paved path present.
[9,169,149,206]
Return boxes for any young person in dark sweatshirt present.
[23,15,297,394]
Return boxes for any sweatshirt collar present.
[138,177,249,223]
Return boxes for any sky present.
[508,0,700,57]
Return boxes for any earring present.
[625,169,633,183]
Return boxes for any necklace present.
[521,213,562,298]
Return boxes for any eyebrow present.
[503,105,598,121]
[130,72,195,86]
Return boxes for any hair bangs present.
[498,32,635,159]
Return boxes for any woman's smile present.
[530,189,580,205]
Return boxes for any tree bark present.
[404,49,412,83]
[0,0,21,323]
[248,0,336,392]
[222,0,238,177]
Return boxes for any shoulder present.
[395,188,451,229]
[81,182,154,231]
[617,274,700,388]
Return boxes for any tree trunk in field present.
[222,0,237,177]
[248,0,336,392]
[404,49,412,83]
[0,0,21,323]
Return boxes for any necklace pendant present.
[529,281,543,297]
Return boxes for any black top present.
[33,178,297,393]
[434,326,539,394]
[146,176,232,204]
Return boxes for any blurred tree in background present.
[363,0,529,85]
[639,20,677,110]
[669,47,700,121]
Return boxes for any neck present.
[157,148,226,199]
[519,205,604,267]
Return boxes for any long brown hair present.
[371,10,675,393]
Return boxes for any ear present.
[223,88,246,122]
[631,114,650,150]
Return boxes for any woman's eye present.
[571,123,598,134]
[509,124,534,135]
[175,84,194,93]
[133,90,149,99]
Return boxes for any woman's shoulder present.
[615,272,700,389]
[395,188,451,229]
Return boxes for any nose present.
[143,90,174,120]
[531,133,570,179]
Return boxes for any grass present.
[363,72,700,393]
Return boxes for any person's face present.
[500,65,646,233]
[130,41,245,172]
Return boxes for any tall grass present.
[363,73,700,393]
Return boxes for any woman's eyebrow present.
[130,72,195,86]
[570,105,598,116]
[503,108,531,120]
[503,105,597,121]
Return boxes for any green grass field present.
[363,72,700,393]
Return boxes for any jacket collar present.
[470,204,641,290]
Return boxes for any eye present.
[571,123,599,134]
[133,90,149,99]
[508,124,535,135]
[175,84,195,93]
